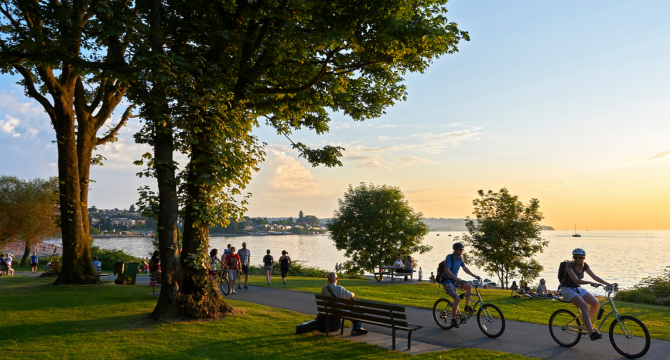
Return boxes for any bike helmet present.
[572,248,586,256]
[453,242,465,250]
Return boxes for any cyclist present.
[209,249,225,283]
[441,242,481,328]
[559,248,617,341]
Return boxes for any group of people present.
[0,253,14,275]
[393,255,422,281]
[510,279,550,294]
[208,243,293,294]
[441,242,616,341]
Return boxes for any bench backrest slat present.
[315,295,405,312]
[316,301,407,320]
[316,306,409,327]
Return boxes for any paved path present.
[232,285,670,360]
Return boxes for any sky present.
[1,0,669,230]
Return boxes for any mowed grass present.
[0,276,536,360]
[247,275,670,341]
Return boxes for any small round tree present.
[461,188,548,289]
[328,183,431,276]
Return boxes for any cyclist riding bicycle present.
[559,248,617,341]
[441,242,481,329]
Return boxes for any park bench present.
[150,271,162,295]
[94,265,111,280]
[315,294,422,350]
[0,264,6,275]
[43,264,54,276]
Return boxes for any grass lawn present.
[246,275,670,341]
[0,276,536,359]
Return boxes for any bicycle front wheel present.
[218,277,230,296]
[433,298,455,330]
[477,303,505,338]
[549,309,582,347]
[609,315,650,359]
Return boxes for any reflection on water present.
[82,230,669,294]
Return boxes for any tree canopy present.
[328,183,431,275]
[0,176,60,266]
[460,188,548,289]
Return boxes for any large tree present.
[130,0,469,318]
[0,176,59,266]
[328,183,431,276]
[461,188,548,289]
[0,0,140,284]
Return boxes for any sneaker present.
[351,328,369,336]
[464,305,473,313]
[232,290,237,294]
[451,319,460,328]
[238,284,242,289]
[244,286,249,289]
[590,332,602,341]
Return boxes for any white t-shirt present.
[210,255,220,270]
[536,283,547,294]
[322,283,353,300]
[418,269,423,277]
[394,260,402,267]
[5,255,12,266]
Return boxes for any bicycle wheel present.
[609,315,650,359]
[433,298,455,330]
[549,309,582,347]
[218,276,230,296]
[477,303,505,338]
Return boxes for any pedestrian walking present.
[30,252,39,274]
[279,250,291,285]
[225,247,241,294]
[263,250,274,285]
[237,242,251,290]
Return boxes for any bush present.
[248,260,366,279]
[90,246,142,271]
[616,266,670,306]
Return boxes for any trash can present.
[114,261,125,284]
[113,261,139,285]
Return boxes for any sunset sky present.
[1,0,669,230]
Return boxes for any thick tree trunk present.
[20,244,31,267]
[54,113,98,285]
[181,160,211,295]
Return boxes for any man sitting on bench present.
[322,272,368,336]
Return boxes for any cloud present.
[377,124,397,128]
[647,151,670,161]
[0,115,21,137]
[394,156,435,167]
[263,145,321,194]
[331,121,351,130]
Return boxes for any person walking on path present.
[441,242,480,329]
[30,252,39,274]
[559,248,617,341]
[263,250,274,285]
[237,242,251,290]
[208,249,224,283]
[223,244,231,257]
[279,250,291,285]
[225,247,241,294]
[322,272,368,336]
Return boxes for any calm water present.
[78,230,669,294]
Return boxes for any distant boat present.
[572,224,581,237]
[436,233,440,236]
[448,233,452,236]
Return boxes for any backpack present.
[557,260,569,282]
[436,254,458,284]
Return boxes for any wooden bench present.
[315,294,422,350]
[150,272,162,295]
[94,266,111,280]
[43,264,54,276]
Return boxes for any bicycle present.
[549,284,651,359]
[216,268,230,296]
[433,280,506,338]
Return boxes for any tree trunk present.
[54,112,98,285]
[20,244,31,267]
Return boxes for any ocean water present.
[76,230,669,294]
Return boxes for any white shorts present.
[560,286,589,301]
[228,269,238,281]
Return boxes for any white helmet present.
[572,248,586,256]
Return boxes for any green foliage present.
[617,267,670,306]
[461,189,548,289]
[90,246,142,271]
[328,183,431,274]
[248,260,367,279]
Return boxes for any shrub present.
[616,266,670,306]
[248,260,366,279]
[90,246,142,271]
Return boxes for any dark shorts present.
[208,271,217,276]
[31,263,37,267]
[241,265,249,275]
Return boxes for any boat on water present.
[436,233,440,236]
[572,224,581,237]
[448,233,452,236]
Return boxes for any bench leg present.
[340,318,345,335]
[392,327,396,351]
[407,330,413,350]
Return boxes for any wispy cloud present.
[377,124,397,128]
[647,151,670,161]
[395,156,435,166]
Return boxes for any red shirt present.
[225,254,240,269]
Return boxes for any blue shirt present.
[442,254,465,284]
[30,255,38,264]
[92,260,102,267]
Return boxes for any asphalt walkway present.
[232,285,670,360]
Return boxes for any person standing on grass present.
[225,247,241,294]
[30,252,39,274]
[418,267,423,282]
[5,253,14,276]
[263,249,274,285]
[279,250,291,285]
[237,242,251,290]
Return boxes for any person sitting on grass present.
[441,242,480,329]
[429,272,435,283]
[30,252,39,274]
[520,281,531,293]
[322,272,368,336]
[536,278,548,294]
[510,281,518,291]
